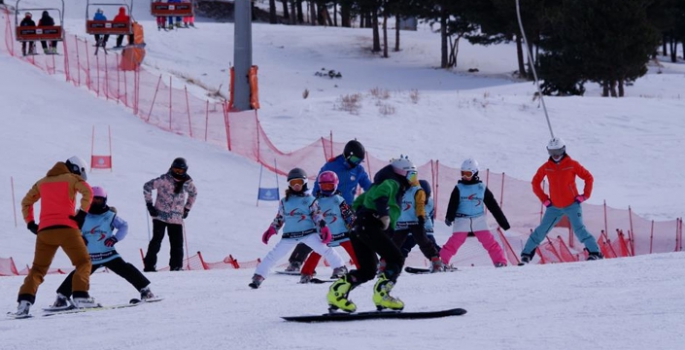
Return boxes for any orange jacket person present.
[10,156,99,318]
[520,138,603,264]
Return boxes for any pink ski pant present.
[440,230,507,266]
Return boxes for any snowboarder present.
[143,157,198,272]
[520,138,603,264]
[440,158,511,267]
[326,156,416,313]
[12,156,96,317]
[299,171,358,283]
[249,168,346,289]
[49,186,155,310]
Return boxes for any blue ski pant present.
[522,202,600,256]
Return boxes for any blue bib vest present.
[316,194,350,246]
[396,186,420,229]
[82,211,120,264]
[424,197,435,234]
[281,195,317,239]
[455,182,486,218]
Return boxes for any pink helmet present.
[92,186,107,199]
[318,171,339,194]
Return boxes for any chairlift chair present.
[14,0,64,42]
[150,0,194,18]
[85,0,133,36]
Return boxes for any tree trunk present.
[440,11,447,68]
[290,0,297,24]
[662,34,667,56]
[310,1,317,25]
[516,35,527,79]
[296,0,304,23]
[394,15,400,51]
[610,80,618,97]
[333,1,338,26]
[317,4,326,25]
[282,0,289,20]
[618,79,624,97]
[372,8,381,52]
[670,38,677,63]
[448,36,460,68]
[269,0,277,24]
[602,81,609,97]
[382,10,388,58]
[340,2,350,27]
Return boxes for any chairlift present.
[85,0,133,36]
[151,0,194,18]
[14,0,64,42]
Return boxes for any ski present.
[404,266,458,274]
[283,307,467,322]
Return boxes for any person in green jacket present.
[327,155,417,313]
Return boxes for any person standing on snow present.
[143,157,197,272]
[400,179,441,258]
[49,186,155,310]
[249,168,346,289]
[326,156,416,313]
[284,140,372,273]
[11,156,96,317]
[520,138,603,264]
[440,158,511,267]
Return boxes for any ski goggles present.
[320,182,336,192]
[347,155,363,165]
[548,148,565,157]
[171,167,187,175]
[289,178,306,187]
[461,170,474,178]
[406,170,418,183]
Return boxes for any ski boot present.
[284,261,301,273]
[372,273,404,311]
[586,251,604,261]
[50,293,72,310]
[299,274,313,284]
[248,274,264,289]
[330,265,348,279]
[430,256,445,273]
[327,275,356,313]
[73,296,100,309]
[140,286,155,301]
[12,300,32,317]
[518,253,533,266]
[494,262,507,268]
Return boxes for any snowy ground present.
[1,1,685,349]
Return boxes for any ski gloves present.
[320,226,332,245]
[70,210,87,229]
[574,195,587,203]
[183,208,190,219]
[543,199,553,208]
[262,226,277,245]
[27,221,38,235]
[147,203,158,217]
[104,237,118,247]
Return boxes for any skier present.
[167,0,182,28]
[284,140,372,273]
[143,157,198,272]
[12,156,96,317]
[520,138,603,264]
[49,186,155,310]
[92,8,110,48]
[37,11,58,54]
[153,0,166,30]
[113,7,132,48]
[440,158,511,267]
[327,156,416,313]
[391,178,444,272]
[249,168,346,289]
[299,171,358,283]
[181,0,195,28]
[400,180,441,258]
[19,12,36,56]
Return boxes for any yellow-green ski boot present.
[327,276,356,313]
[373,273,404,311]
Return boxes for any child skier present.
[299,171,358,283]
[249,168,346,289]
[49,186,155,310]
[440,158,511,267]
[400,180,441,258]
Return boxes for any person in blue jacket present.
[92,8,110,48]
[48,186,155,310]
[284,140,372,273]
[167,0,182,28]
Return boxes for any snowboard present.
[282,307,467,322]
[404,266,458,274]
[37,297,163,317]
[276,270,301,276]
[308,278,335,284]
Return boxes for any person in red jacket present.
[113,7,132,48]
[520,138,603,264]
[10,156,97,318]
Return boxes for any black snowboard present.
[282,308,466,322]
[404,266,458,274]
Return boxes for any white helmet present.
[461,158,479,174]
[547,137,566,157]
[390,155,416,177]
[65,156,88,180]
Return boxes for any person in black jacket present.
[37,11,58,54]
[440,158,511,267]
[19,12,36,56]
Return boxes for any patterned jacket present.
[144,173,197,224]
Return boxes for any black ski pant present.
[115,34,134,47]
[288,243,313,265]
[21,41,35,55]
[94,34,110,46]
[40,40,57,50]
[347,211,405,286]
[144,219,184,271]
[392,225,440,260]
[57,256,150,297]
[400,233,440,258]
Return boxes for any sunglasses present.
[347,155,363,165]
[171,167,186,175]
[289,178,305,187]
[320,182,336,192]
[461,170,474,178]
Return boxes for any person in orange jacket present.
[10,156,98,317]
[520,138,603,264]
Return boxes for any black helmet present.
[343,140,365,167]
[287,167,307,181]
[170,157,188,170]
[419,179,431,198]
